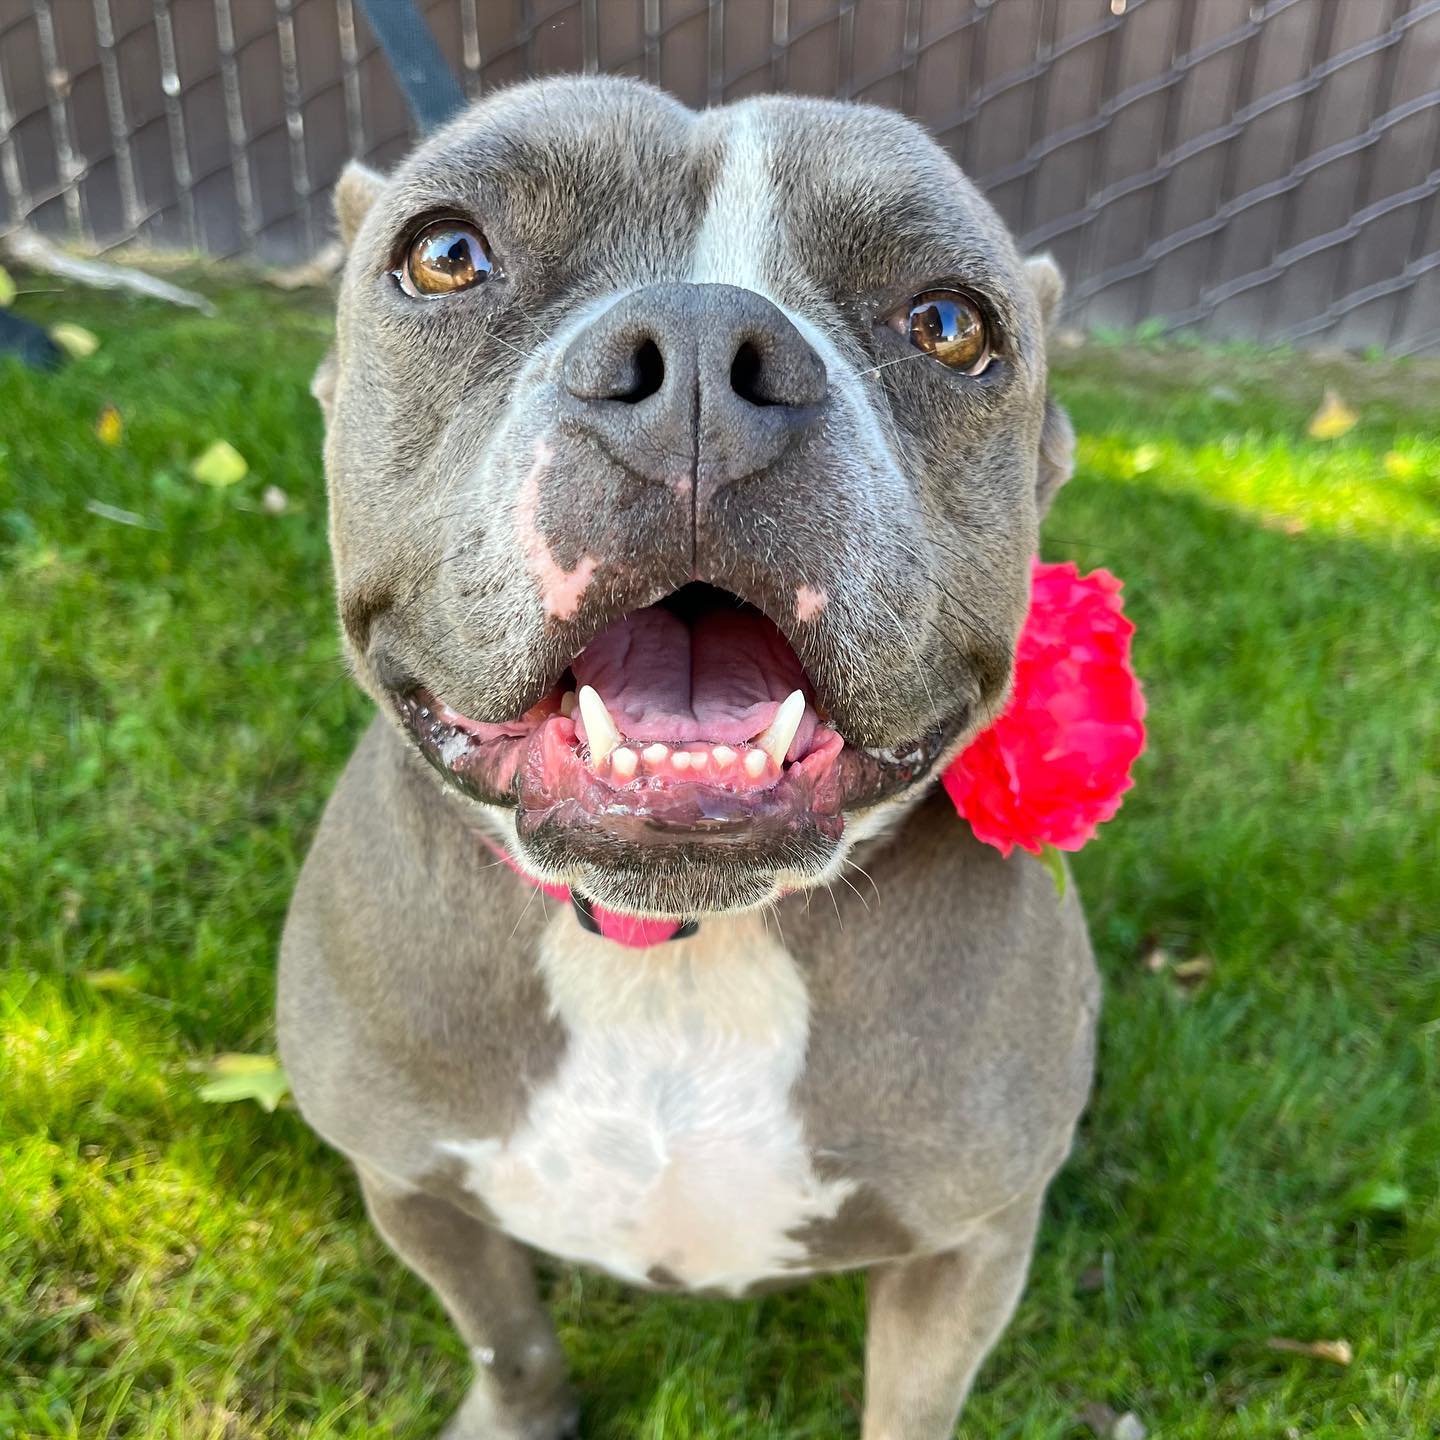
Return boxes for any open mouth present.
[395,584,946,849]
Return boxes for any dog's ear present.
[334,160,384,248]
[315,163,382,427]
[1025,253,1074,516]
[1025,253,1065,332]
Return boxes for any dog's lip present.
[392,682,952,832]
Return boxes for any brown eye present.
[396,219,493,298]
[889,290,991,374]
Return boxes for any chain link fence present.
[1,0,1438,353]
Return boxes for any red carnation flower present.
[943,559,1146,857]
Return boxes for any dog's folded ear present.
[314,163,384,427]
[1025,253,1074,516]
[335,160,384,248]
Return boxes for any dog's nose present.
[560,282,827,492]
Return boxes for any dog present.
[278,75,1097,1439]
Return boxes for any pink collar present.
[481,836,696,948]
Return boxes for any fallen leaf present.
[1383,450,1418,480]
[49,322,100,359]
[96,405,123,446]
[1260,512,1308,536]
[206,1052,283,1076]
[197,1053,290,1113]
[1306,388,1358,440]
[1340,1177,1409,1215]
[1171,955,1214,987]
[85,498,156,530]
[0,265,14,307]
[1266,1336,1353,1366]
[83,968,142,992]
[190,440,249,488]
[262,484,289,514]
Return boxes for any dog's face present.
[317,77,1072,916]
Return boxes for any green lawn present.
[2,276,1437,1440]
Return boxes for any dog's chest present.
[440,915,852,1295]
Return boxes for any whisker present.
[846,860,883,908]
[836,869,871,913]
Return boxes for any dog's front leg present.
[360,1170,578,1440]
[861,1190,1045,1439]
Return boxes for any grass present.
[2,276,1437,1440]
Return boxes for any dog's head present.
[316,76,1072,916]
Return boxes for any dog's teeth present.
[577,685,621,765]
[611,746,638,780]
[755,690,805,769]
[689,748,710,770]
[743,748,768,778]
[642,743,668,765]
[559,690,577,718]
[671,751,692,772]
[712,745,736,768]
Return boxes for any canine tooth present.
[559,690,577,718]
[756,690,805,768]
[642,743,669,765]
[743,748,768,778]
[688,749,709,770]
[671,751,692,771]
[611,746,638,780]
[577,685,621,764]
[712,745,736,767]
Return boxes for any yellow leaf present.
[198,1053,291,1113]
[190,440,248,488]
[0,265,14,307]
[1306,388,1358,441]
[83,967,142,992]
[1171,955,1214,986]
[49,322,100,359]
[96,405,123,446]
[207,1052,282,1076]
[1383,450,1417,479]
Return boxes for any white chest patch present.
[439,911,852,1295]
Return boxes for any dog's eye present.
[395,219,493,298]
[888,290,991,375]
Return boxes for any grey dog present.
[278,75,1097,1439]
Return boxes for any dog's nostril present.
[729,340,775,408]
[612,337,664,404]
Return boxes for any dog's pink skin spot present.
[795,585,828,623]
[516,441,598,620]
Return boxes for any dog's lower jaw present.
[441,757,940,919]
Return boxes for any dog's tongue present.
[571,604,817,749]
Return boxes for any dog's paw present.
[438,1384,580,1440]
